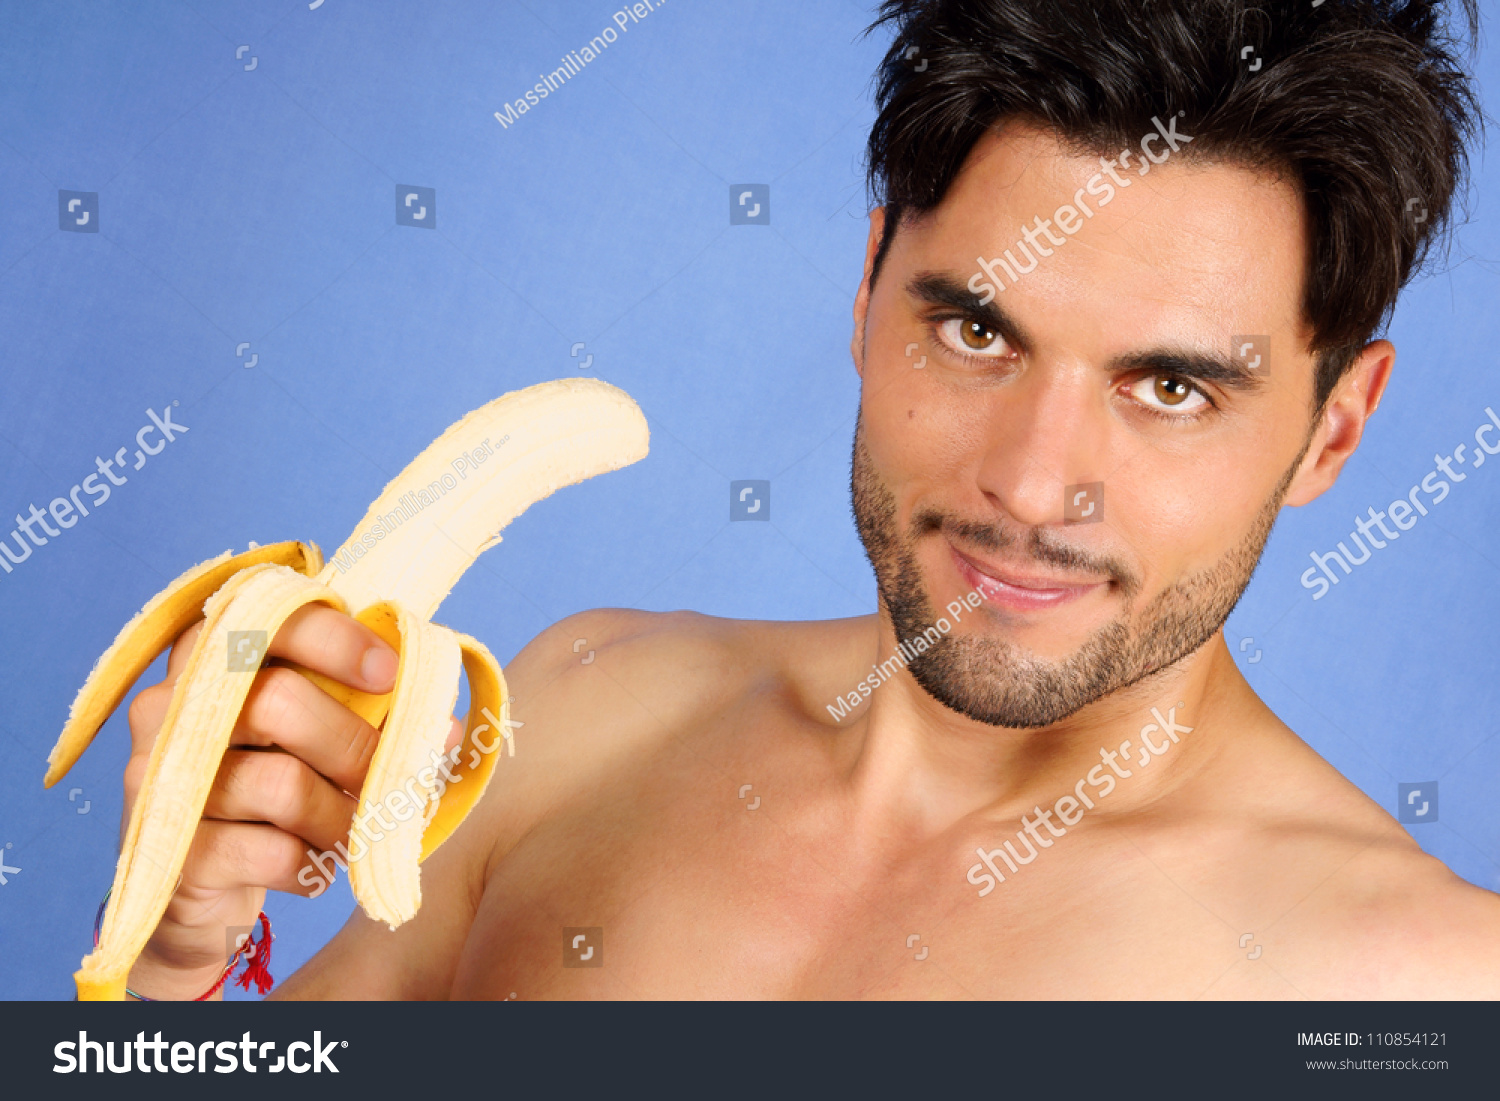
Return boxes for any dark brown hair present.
[865,0,1482,410]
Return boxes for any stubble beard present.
[849,420,1299,728]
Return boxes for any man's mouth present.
[948,544,1107,612]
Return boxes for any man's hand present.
[119,604,456,999]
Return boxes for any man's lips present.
[949,545,1106,612]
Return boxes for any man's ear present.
[851,206,889,379]
[1283,340,1395,507]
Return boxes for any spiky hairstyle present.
[865,0,1482,408]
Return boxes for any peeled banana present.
[45,378,649,1000]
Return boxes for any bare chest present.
[447,796,1303,999]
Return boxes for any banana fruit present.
[45,378,649,1000]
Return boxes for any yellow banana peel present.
[46,378,649,1000]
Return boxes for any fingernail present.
[361,644,398,689]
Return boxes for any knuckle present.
[196,821,302,888]
[257,751,317,824]
[198,820,241,868]
[263,830,308,885]
[339,718,380,777]
[164,620,205,677]
[123,754,149,801]
[126,683,171,744]
[277,604,361,671]
[251,668,306,737]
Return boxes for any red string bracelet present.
[93,888,274,1000]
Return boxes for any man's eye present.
[938,317,1012,358]
[1125,374,1209,414]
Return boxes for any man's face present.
[851,121,1318,728]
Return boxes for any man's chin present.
[849,421,1278,730]
[931,594,1121,662]
[901,626,1137,730]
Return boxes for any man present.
[122,0,1497,999]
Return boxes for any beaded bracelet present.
[92,888,275,1001]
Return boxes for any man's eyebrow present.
[907,272,1268,393]
[906,272,1035,354]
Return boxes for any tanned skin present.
[123,121,1500,1000]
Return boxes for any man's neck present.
[840,619,1242,842]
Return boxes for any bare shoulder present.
[1204,717,1500,998]
[1346,844,1500,997]
[501,607,873,733]
[504,607,837,715]
[499,607,746,769]
[466,609,865,858]
[1279,805,1500,999]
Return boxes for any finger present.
[267,604,398,693]
[183,819,333,897]
[122,752,150,839]
[157,883,265,943]
[233,666,381,794]
[164,620,205,683]
[124,684,172,834]
[206,749,358,855]
[126,682,173,758]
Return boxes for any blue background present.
[0,0,1495,999]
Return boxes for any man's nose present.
[971,368,1109,527]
